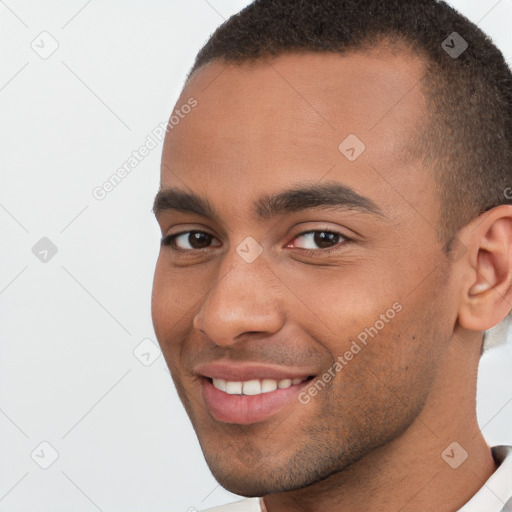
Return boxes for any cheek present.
[300,263,446,403]
[151,261,172,339]
[151,260,195,355]
[323,310,440,441]
[152,257,199,318]
[282,267,402,345]
[337,290,449,412]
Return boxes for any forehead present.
[161,49,436,227]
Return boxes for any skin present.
[151,47,512,512]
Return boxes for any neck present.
[263,331,498,512]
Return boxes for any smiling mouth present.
[209,376,314,396]
[200,375,316,425]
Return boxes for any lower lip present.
[201,378,312,425]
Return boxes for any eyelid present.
[161,227,352,254]
[161,230,219,251]
[285,229,352,257]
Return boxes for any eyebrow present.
[152,182,384,221]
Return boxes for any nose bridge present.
[193,248,284,345]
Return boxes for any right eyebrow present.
[153,187,216,219]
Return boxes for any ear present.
[457,205,512,332]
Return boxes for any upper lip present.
[194,362,316,382]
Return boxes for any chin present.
[201,446,341,497]
[210,469,294,497]
[201,449,291,496]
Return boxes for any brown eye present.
[162,231,218,250]
[289,230,346,251]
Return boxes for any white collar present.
[457,446,512,512]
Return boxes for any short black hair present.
[187,0,512,247]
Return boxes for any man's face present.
[152,49,458,495]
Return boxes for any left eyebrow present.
[254,182,384,219]
[152,181,385,221]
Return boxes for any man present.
[151,0,512,510]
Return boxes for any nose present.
[193,252,285,347]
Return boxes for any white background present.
[1,1,512,511]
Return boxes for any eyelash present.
[161,229,351,257]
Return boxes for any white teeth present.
[242,380,261,395]
[212,378,227,392]
[212,377,307,395]
[261,379,278,393]
[277,379,292,389]
[225,381,242,395]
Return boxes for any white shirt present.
[202,446,512,512]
